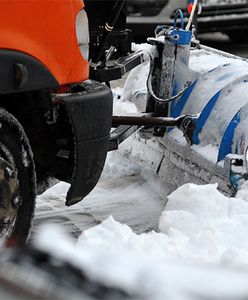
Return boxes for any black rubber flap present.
[60,80,113,206]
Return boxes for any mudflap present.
[59,80,113,206]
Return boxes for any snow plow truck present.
[2,0,248,242]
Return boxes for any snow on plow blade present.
[120,46,248,195]
[60,80,112,206]
[170,58,248,192]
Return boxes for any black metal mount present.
[90,0,127,66]
[91,51,145,82]
[109,114,197,151]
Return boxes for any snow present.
[168,128,188,146]
[34,181,248,299]
[21,145,30,167]
[30,43,248,299]
[33,151,166,237]
[33,136,248,299]
[191,143,218,163]
[232,104,248,155]
[189,48,248,75]
[199,77,248,147]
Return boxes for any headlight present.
[76,9,89,61]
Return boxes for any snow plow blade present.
[119,132,236,196]
[117,40,248,195]
[59,80,112,206]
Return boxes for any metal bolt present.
[13,198,20,206]
[5,167,15,180]
[173,34,179,41]
[3,217,9,224]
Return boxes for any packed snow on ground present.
[33,151,167,238]
[32,44,248,299]
[34,137,248,299]
[35,181,248,300]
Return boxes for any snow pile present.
[160,184,248,266]
[35,182,248,300]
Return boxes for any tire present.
[225,30,248,43]
[0,108,36,242]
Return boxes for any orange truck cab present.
[0,0,113,240]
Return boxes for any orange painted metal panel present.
[0,0,89,85]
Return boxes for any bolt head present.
[13,198,19,206]
[3,217,9,224]
[5,167,15,180]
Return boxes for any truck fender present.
[0,49,59,94]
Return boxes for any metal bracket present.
[109,125,139,151]
[91,51,145,82]
[110,114,198,150]
[224,154,248,193]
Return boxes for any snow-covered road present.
[32,151,167,239]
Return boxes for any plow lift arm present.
[109,114,197,151]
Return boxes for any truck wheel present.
[0,108,36,242]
